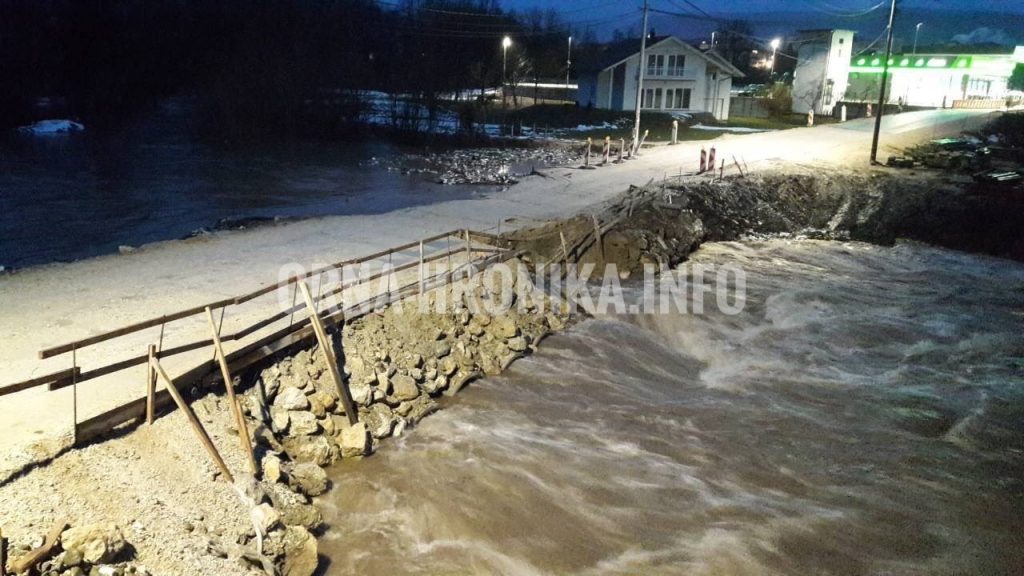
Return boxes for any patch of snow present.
[17,119,85,135]
[670,112,693,121]
[572,122,617,131]
[691,123,771,133]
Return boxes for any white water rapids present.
[320,239,1024,575]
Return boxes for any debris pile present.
[364,145,581,185]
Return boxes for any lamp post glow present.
[913,22,923,54]
[770,38,781,78]
[502,36,512,108]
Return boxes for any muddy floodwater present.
[319,239,1024,575]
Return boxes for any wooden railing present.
[0,228,509,446]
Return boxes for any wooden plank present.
[8,519,66,575]
[39,298,235,359]
[232,229,461,305]
[73,249,515,445]
[298,282,357,426]
[206,307,258,476]
[151,357,235,483]
[147,345,156,425]
[0,367,79,397]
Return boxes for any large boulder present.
[289,463,329,497]
[362,403,396,439]
[488,316,518,339]
[61,523,126,565]
[282,435,334,466]
[338,422,369,458]
[263,454,284,483]
[287,411,319,436]
[274,387,309,411]
[281,526,319,576]
[391,374,420,401]
[265,483,323,530]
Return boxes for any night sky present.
[502,0,1024,47]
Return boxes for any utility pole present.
[632,0,650,155]
[869,0,898,164]
[566,36,573,92]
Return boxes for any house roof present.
[579,35,745,79]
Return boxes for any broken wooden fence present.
[0,228,508,449]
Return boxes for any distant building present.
[844,46,1024,108]
[576,35,745,120]
[790,29,856,115]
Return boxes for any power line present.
[797,0,889,18]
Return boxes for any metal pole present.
[913,23,922,55]
[632,0,650,155]
[870,0,898,165]
[566,36,572,93]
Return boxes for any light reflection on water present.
[320,239,1024,575]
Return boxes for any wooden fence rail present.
[1,228,508,448]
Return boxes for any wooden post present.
[150,357,234,484]
[671,120,678,145]
[298,282,358,426]
[418,240,425,295]
[205,307,258,477]
[559,230,569,266]
[1,526,7,576]
[146,344,156,425]
[602,136,610,165]
[617,139,625,163]
[8,519,66,575]
[464,229,472,269]
[592,215,604,261]
[585,137,591,167]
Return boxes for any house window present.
[655,88,663,108]
[665,88,691,109]
[824,80,834,106]
[647,54,664,76]
[667,54,686,76]
[643,88,653,108]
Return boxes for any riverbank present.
[3,164,1021,574]
[0,109,1008,574]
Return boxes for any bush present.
[762,83,793,118]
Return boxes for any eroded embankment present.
[508,170,1024,272]
[4,169,1019,576]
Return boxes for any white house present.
[576,35,745,120]
[791,29,856,115]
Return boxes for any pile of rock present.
[10,523,148,576]
[228,257,571,575]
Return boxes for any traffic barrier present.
[671,120,678,145]
[700,147,707,173]
[807,110,815,127]
[602,136,611,165]
[708,146,717,172]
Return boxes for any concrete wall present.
[731,96,770,118]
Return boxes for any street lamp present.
[770,38,781,78]
[913,22,923,54]
[502,36,512,107]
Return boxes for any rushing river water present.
[0,101,482,269]
[320,239,1024,575]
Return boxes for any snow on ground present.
[691,123,772,133]
[17,119,85,134]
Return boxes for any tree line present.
[0,0,596,138]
